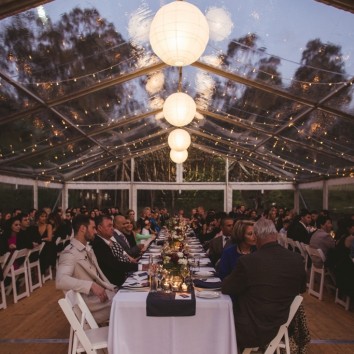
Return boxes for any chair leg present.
[0,281,7,310]
[42,266,53,284]
[29,265,43,292]
[319,269,324,301]
[335,288,351,311]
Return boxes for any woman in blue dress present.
[219,219,256,280]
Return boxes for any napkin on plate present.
[193,278,222,289]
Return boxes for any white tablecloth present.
[108,290,237,354]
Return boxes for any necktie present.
[121,234,131,248]
[110,240,130,262]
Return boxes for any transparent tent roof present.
[0,0,353,183]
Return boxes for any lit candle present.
[172,282,179,292]
[181,283,188,292]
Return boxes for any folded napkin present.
[146,290,196,317]
[193,279,222,289]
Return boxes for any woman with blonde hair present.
[218,219,256,280]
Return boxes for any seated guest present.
[141,218,157,236]
[126,209,137,230]
[29,209,56,275]
[56,215,116,325]
[0,216,32,255]
[136,207,153,233]
[113,215,144,258]
[207,217,234,266]
[222,217,306,350]
[326,219,354,300]
[279,217,291,238]
[91,215,139,287]
[309,215,335,258]
[287,209,312,244]
[123,219,140,248]
[219,220,256,280]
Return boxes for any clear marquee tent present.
[0,0,353,216]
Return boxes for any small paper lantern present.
[170,149,188,163]
[168,129,191,151]
[149,1,209,66]
[163,92,196,127]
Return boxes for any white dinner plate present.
[194,286,221,292]
[189,246,203,251]
[148,248,161,253]
[196,291,220,299]
[194,271,215,277]
[124,282,149,289]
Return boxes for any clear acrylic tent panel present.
[0,0,353,184]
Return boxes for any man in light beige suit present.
[56,214,117,325]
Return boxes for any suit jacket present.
[56,238,116,324]
[91,235,138,287]
[113,230,141,258]
[208,235,231,266]
[288,221,311,244]
[222,242,306,348]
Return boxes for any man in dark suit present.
[207,217,234,266]
[287,209,312,244]
[91,215,139,287]
[222,217,306,350]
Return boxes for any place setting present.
[120,271,150,291]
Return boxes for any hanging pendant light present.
[149,1,209,66]
[170,149,188,163]
[163,92,196,127]
[168,129,191,151]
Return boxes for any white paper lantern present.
[149,1,209,66]
[170,149,188,163]
[168,129,191,151]
[163,92,196,127]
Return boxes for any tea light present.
[181,283,188,292]
[172,282,179,292]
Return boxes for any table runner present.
[146,290,196,317]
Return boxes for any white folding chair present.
[305,246,334,300]
[0,252,10,310]
[41,243,53,284]
[286,238,296,252]
[27,243,44,292]
[335,288,351,311]
[242,295,303,354]
[294,241,308,271]
[277,234,287,248]
[58,290,108,354]
[3,249,30,303]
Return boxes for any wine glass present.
[180,265,190,284]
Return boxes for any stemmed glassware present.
[180,265,190,284]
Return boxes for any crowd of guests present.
[1,203,353,351]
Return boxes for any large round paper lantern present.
[170,149,188,163]
[163,92,196,127]
[168,129,191,151]
[149,1,209,66]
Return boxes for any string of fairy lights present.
[0,2,353,183]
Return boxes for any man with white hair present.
[222,217,306,350]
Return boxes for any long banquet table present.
[108,235,238,354]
